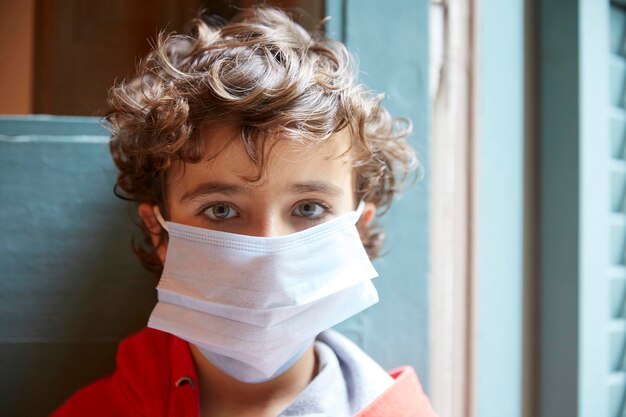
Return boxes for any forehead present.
[166,124,355,196]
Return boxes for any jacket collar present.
[354,366,438,417]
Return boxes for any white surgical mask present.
[147,202,379,383]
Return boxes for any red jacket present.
[52,328,438,417]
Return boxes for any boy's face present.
[139,123,375,260]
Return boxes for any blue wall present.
[328,0,432,389]
[474,1,525,417]
[538,1,611,416]
[0,116,156,416]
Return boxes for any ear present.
[356,202,376,237]
[137,202,168,263]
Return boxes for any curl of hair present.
[106,6,417,277]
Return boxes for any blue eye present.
[203,203,238,221]
[292,201,328,219]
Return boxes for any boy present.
[53,6,437,417]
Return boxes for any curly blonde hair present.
[106,6,416,277]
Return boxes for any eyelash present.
[195,200,333,223]
[196,202,239,222]
[292,200,332,221]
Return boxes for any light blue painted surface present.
[0,116,155,416]
[327,0,431,390]
[0,116,154,343]
[475,1,525,417]
[608,5,626,412]
[324,0,344,42]
[0,115,107,136]
[539,1,580,416]
[540,1,611,416]
[579,2,610,416]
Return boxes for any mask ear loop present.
[353,200,366,223]
[152,205,170,232]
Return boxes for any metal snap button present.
[174,376,196,389]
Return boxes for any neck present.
[190,343,318,414]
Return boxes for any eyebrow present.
[179,180,344,204]
[179,182,245,204]
[288,181,344,197]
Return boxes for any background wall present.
[0,116,156,416]
[0,0,323,116]
[330,0,431,388]
[0,0,34,114]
